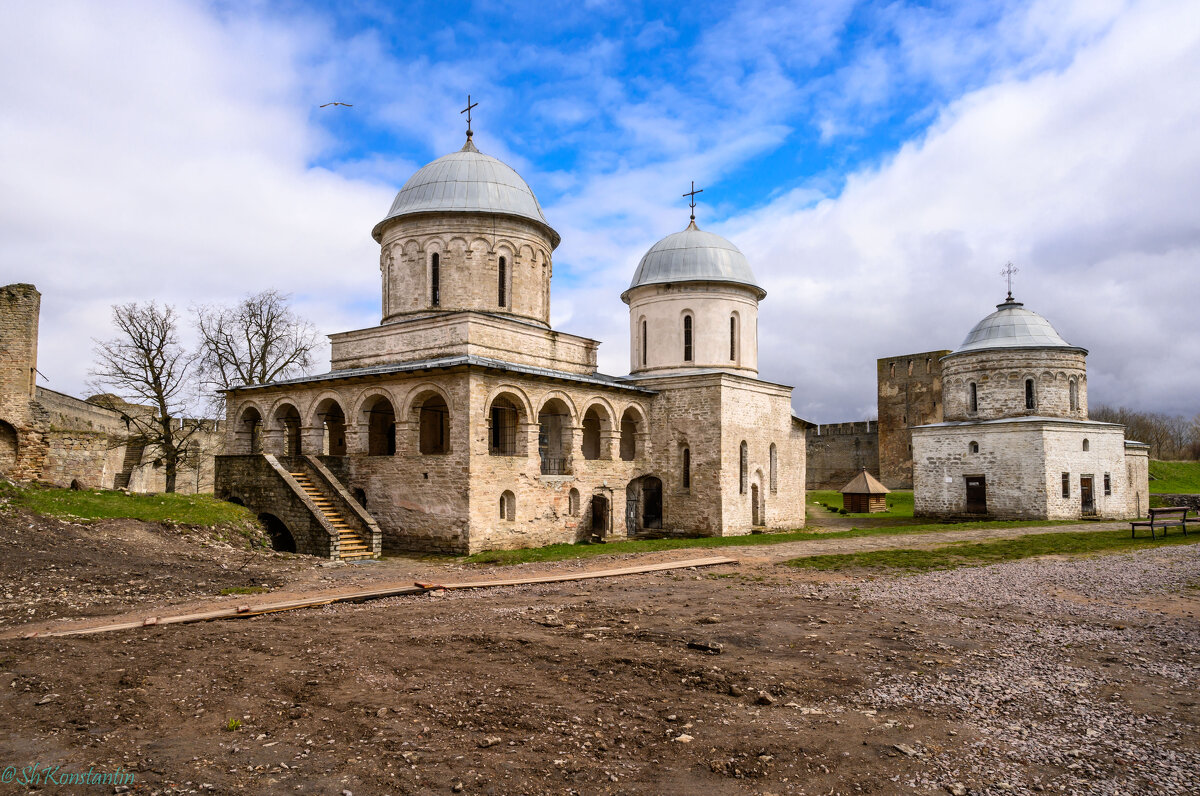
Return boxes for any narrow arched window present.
[969,441,979,454]
[682,447,691,489]
[498,256,507,307]
[683,315,693,362]
[739,441,748,494]
[641,319,647,367]
[1082,439,1090,452]
[430,252,441,307]
[926,357,932,373]
[500,490,515,521]
[968,382,978,413]
[769,443,778,493]
[730,316,737,361]
[890,363,895,378]
[907,360,913,376]
[568,488,580,516]
[1069,379,1078,412]
[1025,378,1035,410]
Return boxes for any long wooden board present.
[19,556,737,639]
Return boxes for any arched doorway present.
[0,420,18,475]
[363,395,396,456]
[626,475,662,533]
[315,398,347,456]
[237,406,263,454]
[591,494,610,534]
[274,403,302,457]
[258,513,296,553]
[537,398,572,474]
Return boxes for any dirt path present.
[4,517,1128,640]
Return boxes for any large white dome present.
[954,297,1085,354]
[623,221,765,300]
[372,138,558,246]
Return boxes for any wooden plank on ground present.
[21,556,737,639]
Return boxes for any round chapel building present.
[215,131,806,558]
[911,294,1149,519]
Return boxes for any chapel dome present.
[953,297,1086,355]
[623,221,766,301]
[371,138,559,247]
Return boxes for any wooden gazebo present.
[840,468,890,513]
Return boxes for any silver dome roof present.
[372,138,559,246]
[624,221,765,299]
[953,298,1085,354]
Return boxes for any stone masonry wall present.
[0,284,48,481]
[214,454,333,557]
[913,424,1049,519]
[377,212,556,327]
[942,348,1088,422]
[878,350,948,489]
[330,312,598,375]
[806,421,879,490]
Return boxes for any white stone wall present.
[625,282,759,376]
[376,213,555,327]
[942,348,1087,421]
[913,420,1137,520]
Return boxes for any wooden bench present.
[1130,507,1192,539]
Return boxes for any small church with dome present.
[214,127,805,558]
[912,291,1149,520]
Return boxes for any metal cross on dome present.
[1001,262,1019,301]
[461,94,478,138]
[683,181,704,222]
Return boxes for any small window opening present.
[431,252,441,307]
[1025,378,1035,410]
[730,316,737,361]
[682,447,691,490]
[1069,379,1078,412]
[568,488,580,516]
[969,382,978,413]
[1104,473,1111,495]
[640,319,647,367]
[499,490,515,521]
[769,443,778,493]
[1082,438,1090,452]
[498,256,507,307]
[969,441,979,454]
[1061,472,1070,499]
[683,315,693,362]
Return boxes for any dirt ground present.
[1,507,1197,795]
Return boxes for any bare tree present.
[194,290,317,408]
[90,302,202,493]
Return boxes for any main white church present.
[214,127,806,558]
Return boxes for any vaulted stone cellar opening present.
[258,513,296,553]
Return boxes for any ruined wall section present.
[877,350,949,489]
[35,387,127,488]
[0,284,49,480]
[805,421,879,489]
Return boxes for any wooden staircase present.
[289,471,374,561]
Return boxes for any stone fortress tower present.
[215,118,807,559]
[912,292,1148,519]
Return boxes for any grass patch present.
[465,517,1075,565]
[219,586,268,596]
[786,528,1200,573]
[1149,460,1200,494]
[3,481,255,527]
[809,489,913,519]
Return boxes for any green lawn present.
[1149,460,1200,494]
[465,516,1074,565]
[786,527,1200,573]
[808,489,914,519]
[2,481,258,530]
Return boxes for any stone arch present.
[310,395,348,456]
[580,398,615,461]
[0,419,18,474]
[357,392,397,456]
[486,386,532,456]
[258,513,296,553]
[234,402,266,454]
[537,393,575,474]
[403,384,452,455]
[618,404,648,461]
[270,401,303,457]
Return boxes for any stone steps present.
[290,471,374,561]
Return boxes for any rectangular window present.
[1061,472,1070,499]
[1104,472,1111,495]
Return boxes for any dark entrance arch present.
[641,476,663,529]
[258,513,296,553]
[0,420,18,475]
[591,494,610,534]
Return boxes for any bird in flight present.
[320,102,353,108]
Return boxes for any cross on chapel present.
[1001,262,1019,301]
[683,181,703,222]
[461,95,478,139]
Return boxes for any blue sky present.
[2,0,1198,423]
